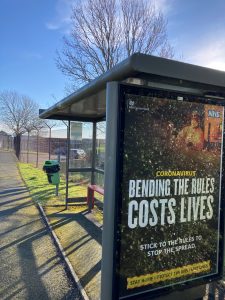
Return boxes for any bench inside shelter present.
[87,184,104,212]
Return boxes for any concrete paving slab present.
[44,205,102,300]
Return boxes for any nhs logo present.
[208,110,220,118]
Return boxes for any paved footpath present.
[0,151,81,300]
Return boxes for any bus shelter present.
[40,53,225,300]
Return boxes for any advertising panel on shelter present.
[71,122,83,141]
[116,86,224,299]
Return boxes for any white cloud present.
[183,29,225,72]
[154,0,174,16]
[46,0,75,33]
[46,22,61,30]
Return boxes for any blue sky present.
[1,0,225,110]
[162,0,225,70]
[0,0,74,108]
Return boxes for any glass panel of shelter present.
[69,121,93,169]
[66,120,105,203]
[95,121,106,173]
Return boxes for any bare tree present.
[0,90,39,158]
[121,0,173,56]
[56,0,174,88]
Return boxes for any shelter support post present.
[65,121,70,209]
[101,82,119,300]
[91,121,97,184]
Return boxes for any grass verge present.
[18,162,103,224]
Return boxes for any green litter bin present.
[43,160,60,185]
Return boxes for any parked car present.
[70,148,86,159]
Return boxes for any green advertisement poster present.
[71,122,82,141]
[117,91,224,299]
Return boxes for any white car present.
[70,148,86,159]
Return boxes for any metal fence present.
[19,127,68,173]
[0,132,14,150]
[0,123,106,188]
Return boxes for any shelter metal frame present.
[64,118,105,209]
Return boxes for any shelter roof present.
[39,53,225,121]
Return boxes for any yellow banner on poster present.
[127,260,210,289]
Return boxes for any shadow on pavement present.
[0,196,32,206]
[0,202,33,218]
[0,227,46,252]
[48,211,102,246]
[18,240,50,300]
[80,260,101,288]
[0,218,40,238]
[45,207,102,297]
[0,187,27,197]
